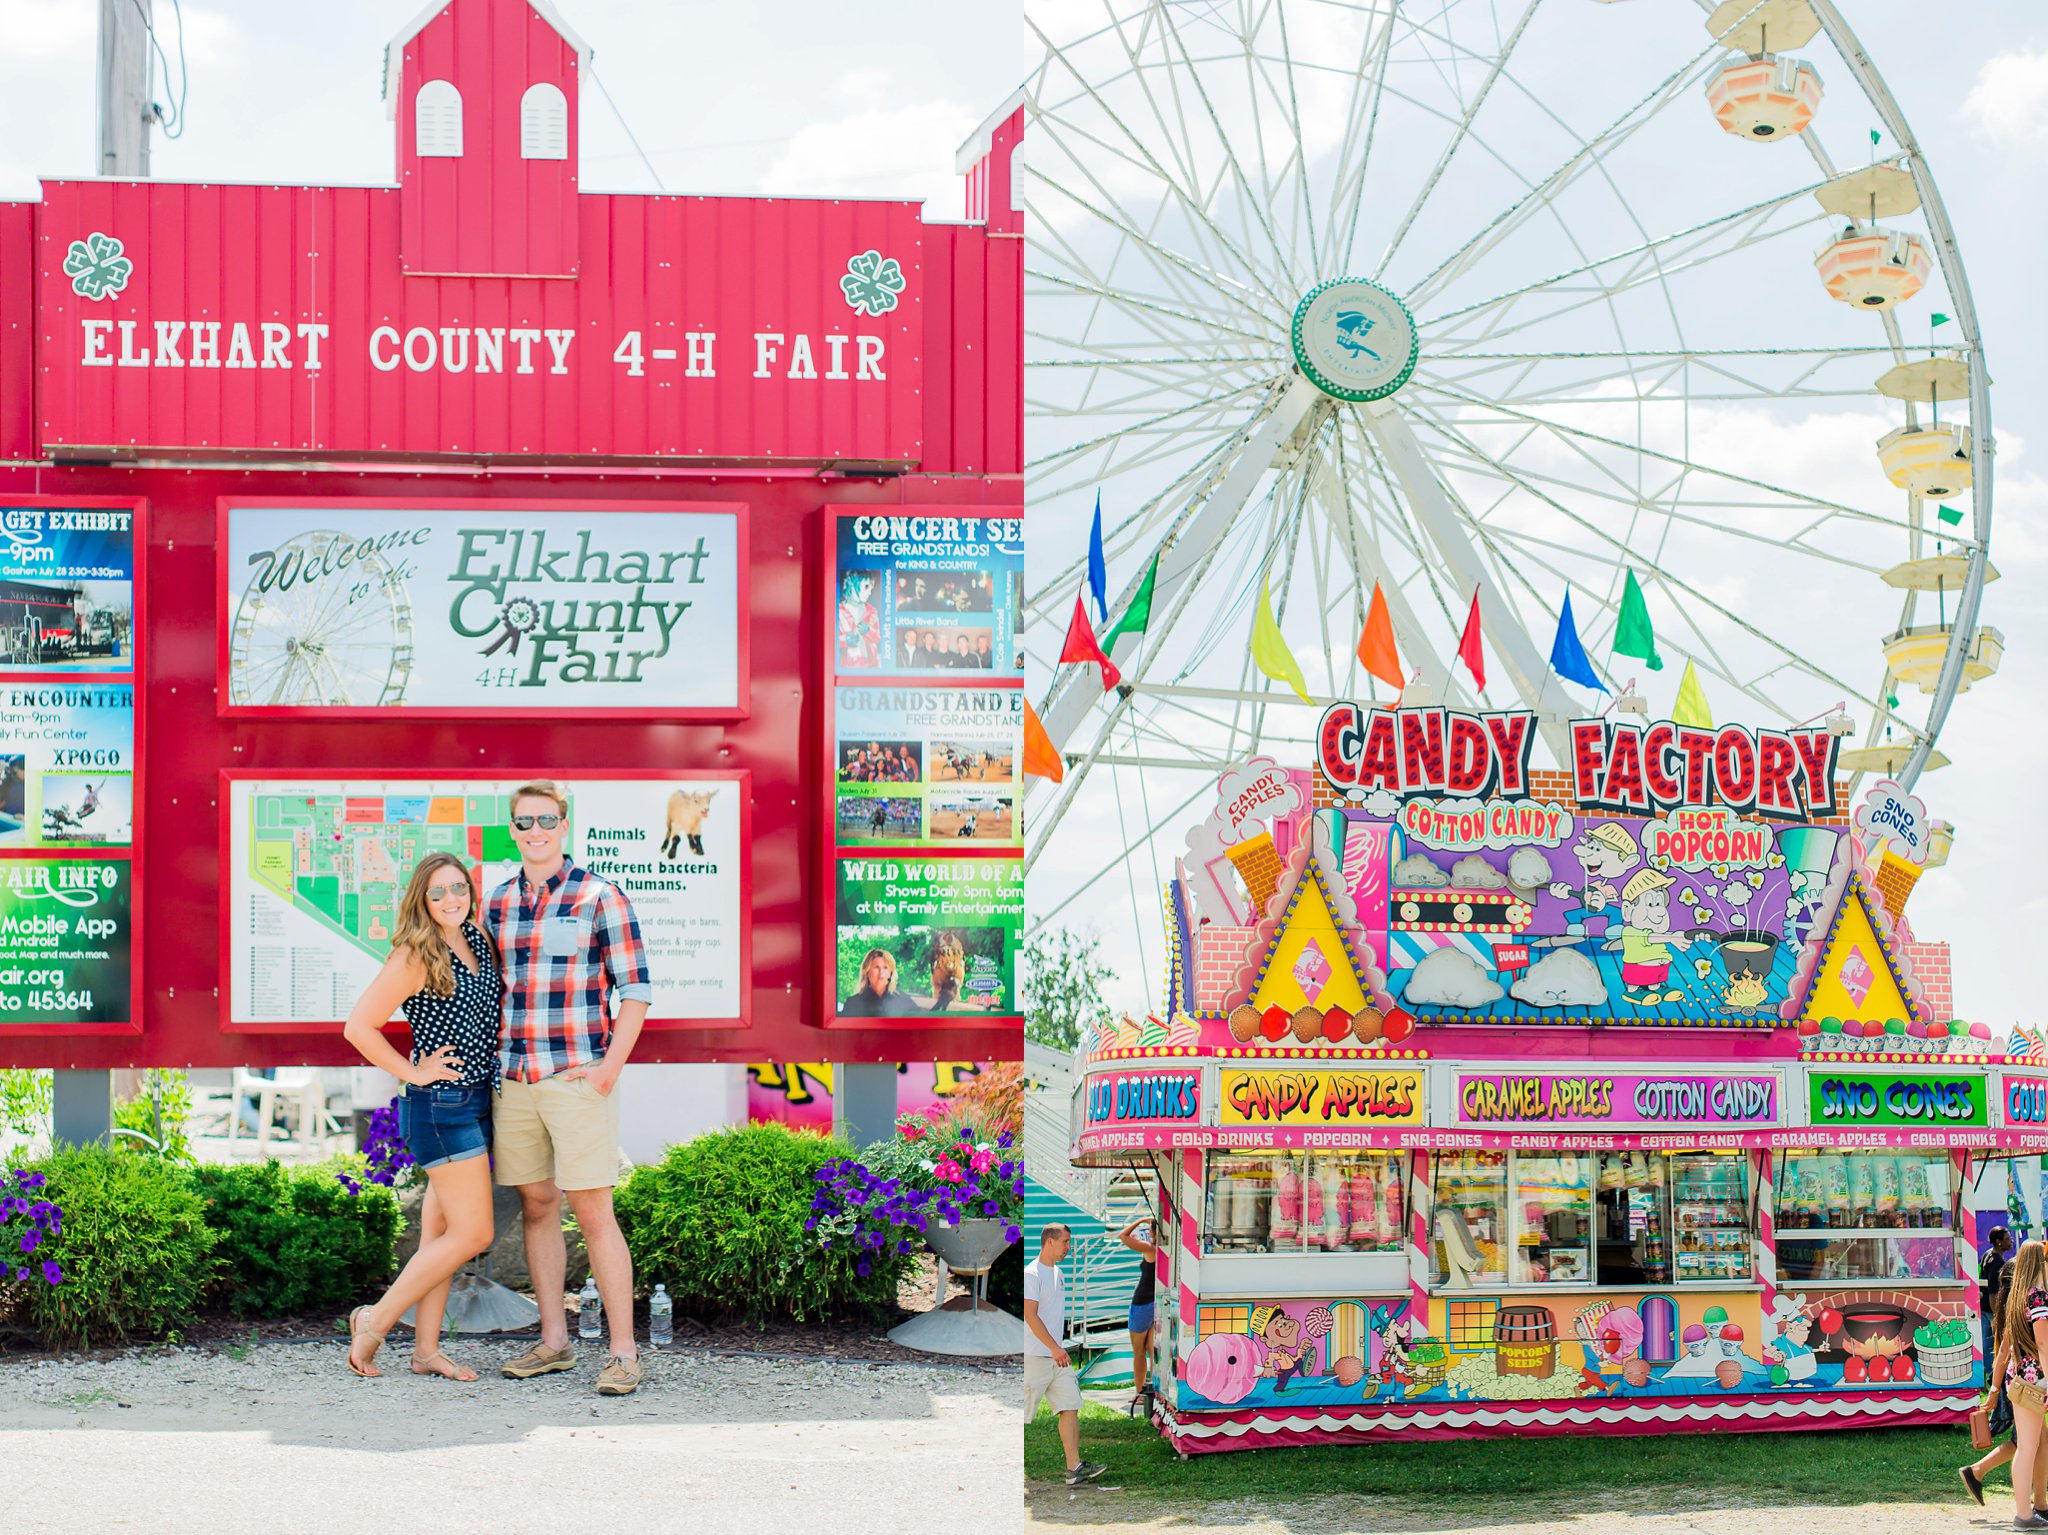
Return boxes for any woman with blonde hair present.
[340,851,504,1380]
[2001,1238,2048,1526]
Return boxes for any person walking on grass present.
[340,852,502,1381]
[2001,1238,2048,1527]
[488,780,651,1398]
[1025,1225,1104,1487]
[1118,1215,1159,1414]
[1965,1282,2021,1511]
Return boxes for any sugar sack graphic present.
[1403,947,1504,1007]
[1510,948,1607,1008]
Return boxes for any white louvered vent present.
[415,79,464,158]
[521,82,569,160]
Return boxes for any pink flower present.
[970,1150,996,1175]
[933,1157,966,1183]
[901,1123,926,1141]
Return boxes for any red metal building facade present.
[0,0,1023,1068]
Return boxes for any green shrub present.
[190,1161,401,1317]
[0,1069,51,1140]
[616,1123,908,1323]
[3,1143,219,1348]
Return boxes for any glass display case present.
[1201,1150,1405,1255]
[1512,1153,1593,1285]
[1596,1150,1671,1285]
[1432,1150,1508,1284]
[1671,1151,1752,1283]
[1774,1150,1957,1283]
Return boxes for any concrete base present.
[887,1296,1027,1357]
[400,1273,541,1336]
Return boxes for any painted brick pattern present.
[1903,941,1954,1022]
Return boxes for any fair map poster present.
[833,513,1023,678]
[0,505,137,673]
[223,504,743,712]
[833,684,1022,848]
[0,683,135,849]
[0,858,131,1025]
[833,856,1023,1019]
[226,777,746,1024]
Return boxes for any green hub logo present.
[1291,277,1418,403]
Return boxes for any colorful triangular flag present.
[1087,493,1108,623]
[1613,569,1663,673]
[1356,581,1403,692]
[1250,577,1311,704]
[1060,589,1121,691]
[1022,698,1064,782]
[1548,591,1606,692]
[1456,588,1486,691]
[1672,659,1713,729]
[1101,551,1158,653]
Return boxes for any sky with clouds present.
[1020,1,2048,1033]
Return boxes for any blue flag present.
[1549,591,1607,692]
[1087,492,1108,623]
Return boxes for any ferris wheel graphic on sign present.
[227,531,415,706]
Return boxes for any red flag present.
[1457,588,1486,690]
[1356,582,1403,692]
[1022,699,1065,782]
[1060,590,1122,691]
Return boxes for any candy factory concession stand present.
[1069,707,2000,1450]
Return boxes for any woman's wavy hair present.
[391,852,476,999]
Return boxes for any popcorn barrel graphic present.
[1227,830,1283,912]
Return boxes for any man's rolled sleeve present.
[595,882,653,1004]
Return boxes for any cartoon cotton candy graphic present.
[1187,1332,1264,1405]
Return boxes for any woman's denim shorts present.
[397,1082,494,1171]
[1128,1302,1156,1334]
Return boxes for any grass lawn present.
[1025,1403,1988,1506]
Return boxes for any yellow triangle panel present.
[1803,877,1917,1025]
[1250,869,1371,1017]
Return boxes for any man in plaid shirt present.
[487,779,650,1397]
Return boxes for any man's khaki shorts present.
[1024,1354,1083,1416]
[492,1074,620,1190]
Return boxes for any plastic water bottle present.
[578,1278,602,1340]
[649,1284,672,1347]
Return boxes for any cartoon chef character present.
[1604,868,1695,1004]
[1765,1294,1820,1385]
[1253,1306,1312,1393]
[1547,823,1640,946]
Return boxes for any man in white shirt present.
[1024,1224,1105,1486]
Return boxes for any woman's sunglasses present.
[511,814,563,830]
[425,881,471,902]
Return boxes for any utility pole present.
[97,0,153,177]
[55,2,152,1148]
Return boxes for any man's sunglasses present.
[512,814,564,831]
[425,881,470,902]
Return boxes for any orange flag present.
[1060,590,1122,691]
[1023,698,1065,782]
[1356,582,1403,692]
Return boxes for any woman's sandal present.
[411,1352,479,1382]
[346,1306,386,1378]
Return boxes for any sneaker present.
[595,1353,642,1396]
[501,1342,576,1379]
[2010,1516,2046,1530]
[1065,1462,1106,1487]
[1960,1468,1984,1507]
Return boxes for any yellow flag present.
[1250,576,1312,704]
[1672,659,1713,729]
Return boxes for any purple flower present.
[39,1259,60,1285]
[19,1231,38,1255]
[855,1260,871,1277]
[1004,1224,1021,1244]
[15,1171,45,1190]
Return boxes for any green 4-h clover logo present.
[64,233,132,301]
[840,250,905,318]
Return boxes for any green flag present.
[1100,552,1158,651]
[1613,569,1663,673]
[1931,312,1952,328]
[1937,503,1963,527]
[1250,576,1312,704]
[1870,129,1882,147]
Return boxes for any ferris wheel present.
[227,531,416,707]
[1022,0,1997,881]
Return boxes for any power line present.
[129,0,189,140]
[587,63,664,191]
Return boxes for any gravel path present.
[5,1341,1022,1534]
[1024,1486,2004,1533]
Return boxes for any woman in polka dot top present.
[2001,1239,2048,1527]
[340,851,506,1382]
